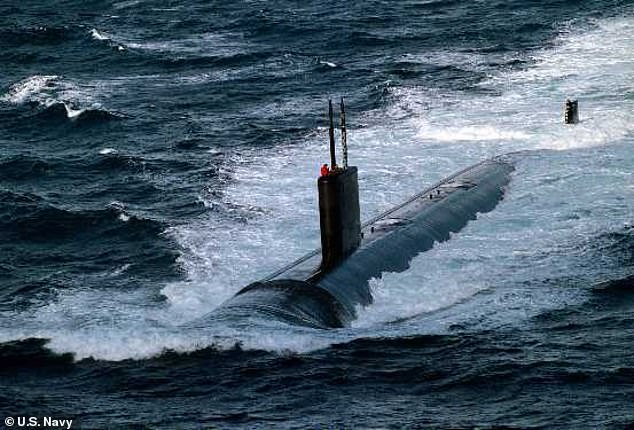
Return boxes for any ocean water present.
[1,0,633,428]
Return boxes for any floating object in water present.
[564,98,579,124]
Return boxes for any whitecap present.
[90,28,110,41]
[0,75,58,105]
[63,103,86,119]
[319,60,337,68]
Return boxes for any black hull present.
[201,156,515,329]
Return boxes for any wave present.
[593,275,634,295]
[0,156,51,181]
[0,75,58,105]
[0,152,147,182]
[34,102,124,123]
[0,25,127,53]
[0,189,44,207]
[154,51,269,70]
[0,193,165,243]
[0,338,73,370]
[0,189,182,305]
[86,28,250,60]
[90,152,147,172]
[585,226,634,268]
[90,28,110,41]
[317,60,338,69]
[0,26,74,46]
[1,75,125,124]
[88,28,126,51]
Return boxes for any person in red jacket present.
[320,163,329,177]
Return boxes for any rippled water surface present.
[1,0,633,428]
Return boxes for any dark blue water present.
[1,0,633,428]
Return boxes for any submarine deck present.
[261,155,514,284]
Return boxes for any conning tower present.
[200,99,515,329]
[318,99,361,270]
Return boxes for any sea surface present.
[1,0,633,428]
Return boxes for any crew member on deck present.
[320,163,329,177]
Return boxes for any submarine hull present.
[213,280,352,329]
[204,156,515,329]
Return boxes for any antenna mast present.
[340,97,348,169]
[328,99,337,168]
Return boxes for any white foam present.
[63,104,86,119]
[125,32,248,57]
[1,15,632,361]
[1,75,104,117]
[113,0,142,10]
[319,60,337,68]
[162,11,634,335]
[1,75,58,105]
[38,324,337,361]
[417,123,530,142]
[353,251,489,328]
[160,146,324,320]
[398,16,634,153]
[184,15,633,337]
[0,283,337,361]
[90,28,110,41]
[99,148,117,155]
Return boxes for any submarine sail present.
[199,100,514,329]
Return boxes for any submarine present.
[201,99,515,329]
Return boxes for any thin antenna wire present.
[328,99,337,168]
[340,97,348,169]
